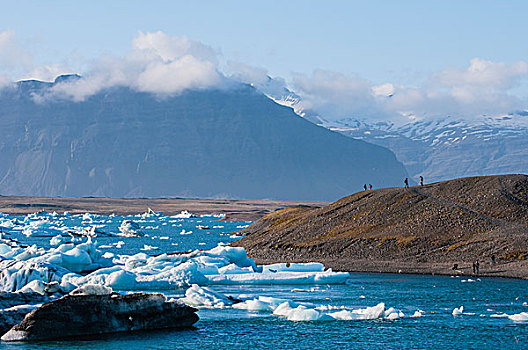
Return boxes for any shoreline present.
[250,257,528,280]
[0,195,328,221]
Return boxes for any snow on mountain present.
[320,112,528,183]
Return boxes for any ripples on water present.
[0,213,527,349]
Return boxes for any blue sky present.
[1,0,527,120]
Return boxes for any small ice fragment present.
[452,306,464,316]
[508,312,528,322]
[140,244,159,251]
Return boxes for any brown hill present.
[233,174,528,278]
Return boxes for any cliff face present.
[233,175,528,273]
[0,78,408,201]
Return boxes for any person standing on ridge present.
[404,178,409,188]
[364,184,367,191]
[420,176,424,186]
[369,184,372,190]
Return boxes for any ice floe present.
[171,210,195,219]
[179,284,404,322]
[0,234,349,294]
[118,220,143,237]
[452,306,464,315]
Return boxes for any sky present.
[0,0,527,122]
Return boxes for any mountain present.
[320,113,528,183]
[234,174,528,277]
[0,76,408,200]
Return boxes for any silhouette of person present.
[475,260,480,275]
[369,184,372,190]
[364,184,367,191]
[420,176,424,186]
[491,255,496,265]
[404,178,409,188]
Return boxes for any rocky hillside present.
[233,174,528,277]
[0,76,408,201]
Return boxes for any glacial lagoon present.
[0,212,527,349]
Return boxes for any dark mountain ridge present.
[0,77,408,200]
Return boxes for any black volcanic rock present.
[0,81,408,200]
[1,293,198,341]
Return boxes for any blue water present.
[0,212,248,254]
[1,213,528,349]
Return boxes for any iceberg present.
[508,312,528,322]
[171,210,195,219]
[180,284,235,308]
[118,220,143,237]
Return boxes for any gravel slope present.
[233,174,528,278]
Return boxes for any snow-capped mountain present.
[320,112,528,183]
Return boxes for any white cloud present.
[24,64,74,82]
[287,59,528,122]
[135,55,220,94]
[226,61,269,85]
[1,29,527,120]
[431,58,528,90]
[291,69,391,120]
[47,31,223,101]
[132,31,218,64]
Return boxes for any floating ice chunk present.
[0,261,69,292]
[206,270,349,285]
[233,298,274,312]
[118,220,142,237]
[82,213,98,222]
[180,229,193,235]
[273,301,300,316]
[140,208,161,219]
[50,235,69,246]
[0,244,13,256]
[262,263,325,273]
[207,245,257,270]
[286,305,331,321]
[105,270,138,290]
[171,210,195,219]
[218,264,254,275]
[411,310,423,317]
[18,280,61,295]
[140,245,159,251]
[22,220,63,237]
[180,284,233,308]
[70,284,113,296]
[452,306,464,316]
[352,303,386,320]
[508,312,528,322]
[490,313,509,318]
